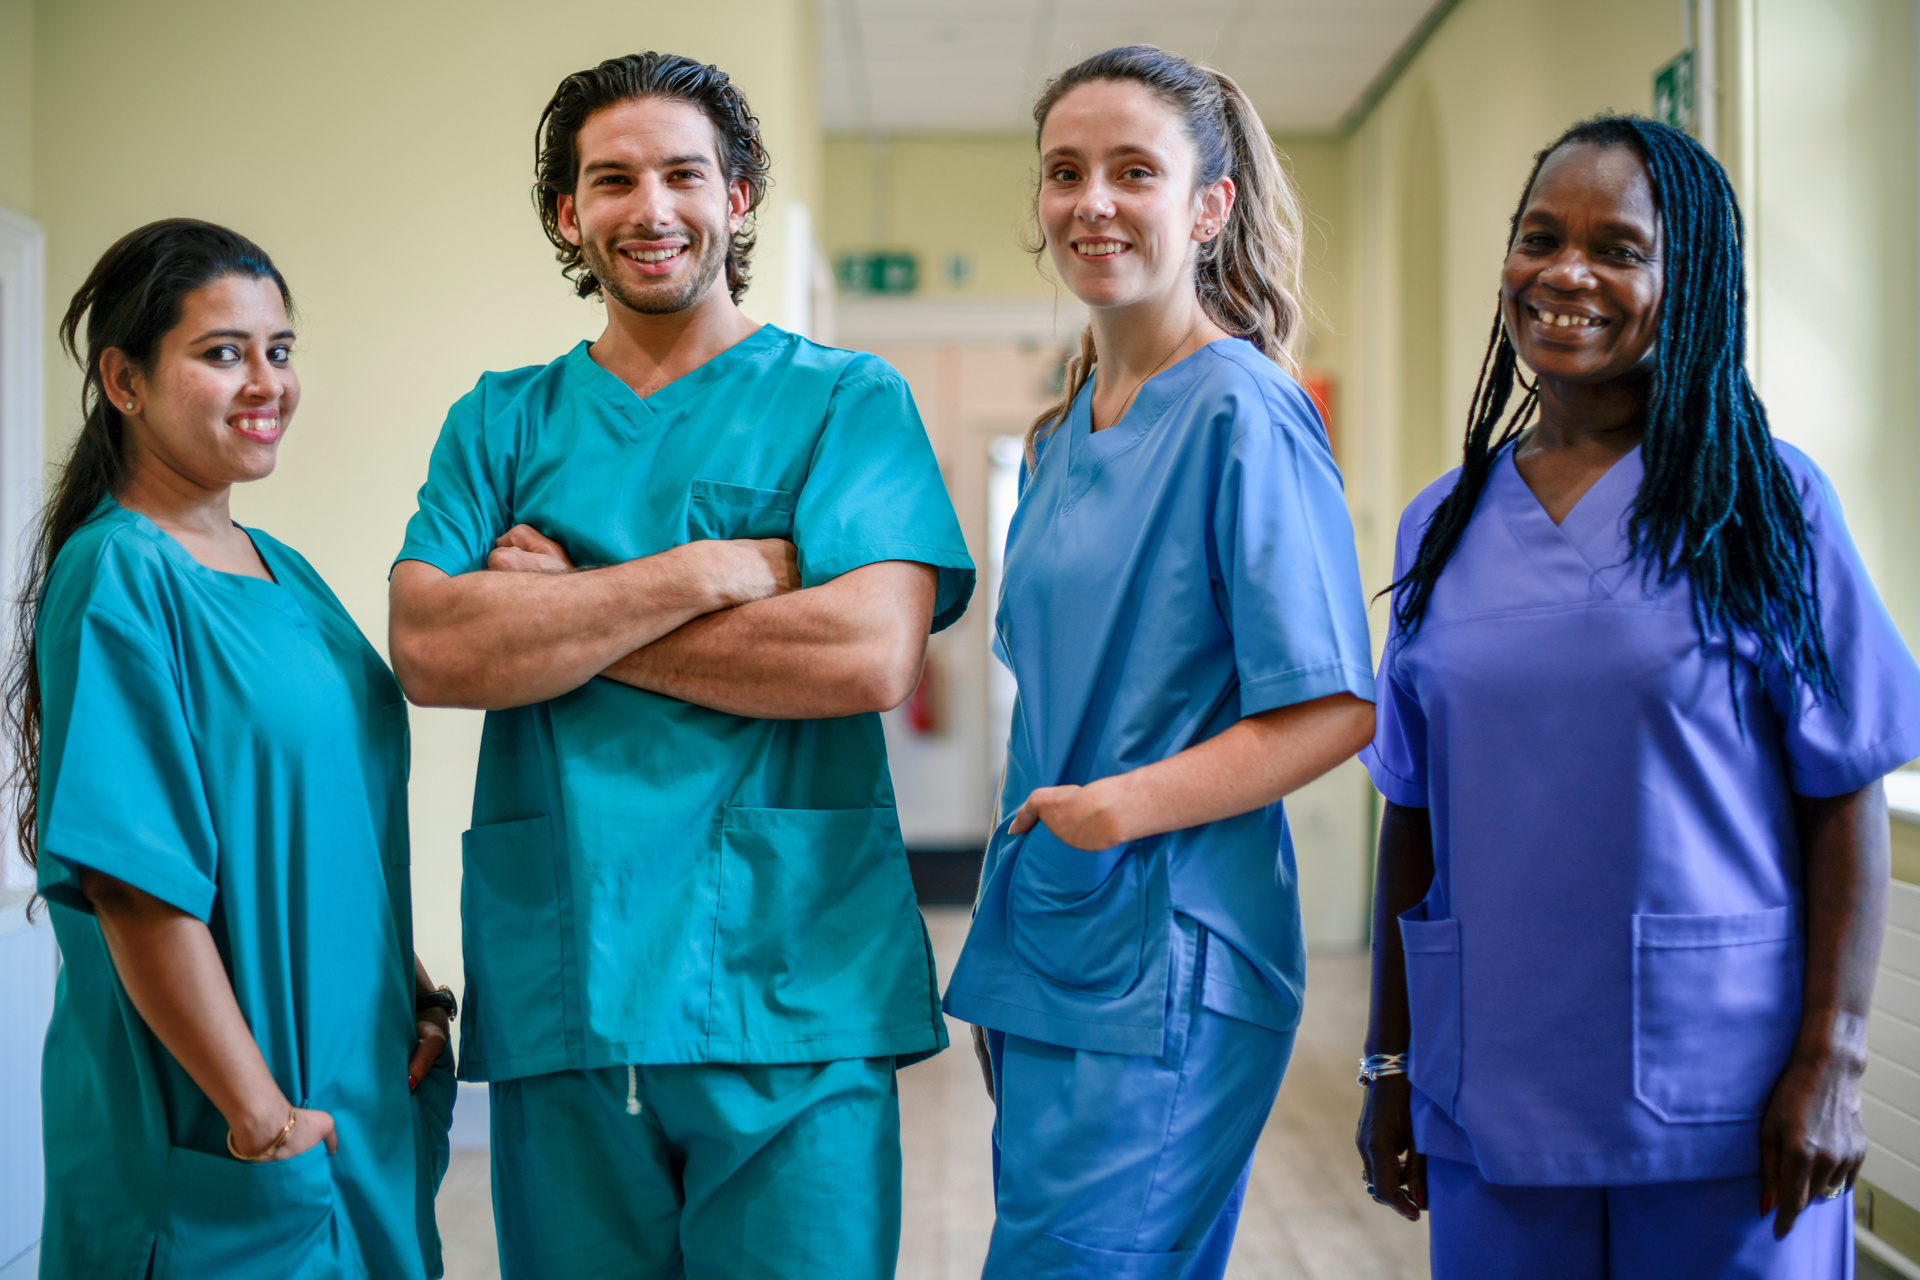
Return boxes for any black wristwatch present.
[417,985,458,1020]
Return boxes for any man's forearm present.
[604,560,937,719]
[390,548,732,710]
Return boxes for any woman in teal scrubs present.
[15,220,453,1278]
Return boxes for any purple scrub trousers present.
[1427,1156,1853,1280]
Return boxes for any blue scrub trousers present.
[488,1056,900,1280]
[984,914,1292,1280]
[1428,1155,1854,1279]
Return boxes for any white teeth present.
[625,245,685,263]
[1079,241,1125,256]
[1535,308,1600,328]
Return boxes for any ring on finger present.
[1821,1185,1845,1201]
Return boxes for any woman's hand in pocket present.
[1009,783,1128,851]
[276,1108,338,1159]
[232,1105,337,1160]
[409,1007,453,1094]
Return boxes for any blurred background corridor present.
[4,0,1920,1275]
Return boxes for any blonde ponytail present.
[1023,46,1310,468]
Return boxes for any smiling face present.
[1501,142,1665,387]
[112,274,298,489]
[557,96,750,316]
[1036,78,1231,312]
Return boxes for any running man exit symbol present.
[1654,50,1696,133]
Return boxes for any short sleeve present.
[1210,378,1374,717]
[792,369,976,633]
[36,608,219,919]
[1763,456,1920,796]
[393,383,509,578]
[1360,499,1435,808]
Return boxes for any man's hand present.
[488,525,576,574]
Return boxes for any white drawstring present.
[626,1064,641,1116]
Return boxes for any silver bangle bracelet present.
[1358,1053,1410,1086]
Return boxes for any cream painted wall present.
[28,0,820,1002]
[0,0,28,214]
[1750,0,1919,646]
[1330,0,1687,604]
[823,134,1054,298]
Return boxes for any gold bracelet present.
[227,1108,297,1162]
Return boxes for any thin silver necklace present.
[1096,315,1204,431]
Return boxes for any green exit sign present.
[837,252,918,296]
[1654,49,1696,133]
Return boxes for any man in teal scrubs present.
[388,52,974,1280]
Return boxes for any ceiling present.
[820,0,1441,136]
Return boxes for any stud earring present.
[124,402,135,412]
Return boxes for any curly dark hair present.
[534,52,771,303]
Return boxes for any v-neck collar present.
[104,499,305,620]
[570,325,788,436]
[1494,444,1646,598]
[1062,340,1229,509]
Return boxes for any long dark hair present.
[7,218,291,868]
[533,52,771,303]
[1389,115,1837,701]
[1024,45,1308,466]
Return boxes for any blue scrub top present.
[396,328,975,1079]
[1364,442,1920,1186]
[944,340,1375,1055]
[35,501,445,1279]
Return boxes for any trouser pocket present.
[1399,909,1463,1115]
[1633,907,1801,1123]
[149,1143,337,1280]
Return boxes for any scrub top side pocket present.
[686,479,796,541]
[149,1143,339,1280]
[460,816,567,1075]
[1008,824,1150,997]
[1399,909,1463,1116]
[712,805,931,1052]
[1632,907,1801,1124]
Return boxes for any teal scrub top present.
[395,327,976,1079]
[35,502,450,1279]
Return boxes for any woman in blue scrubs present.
[16,220,454,1278]
[1356,117,1920,1279]
[944,46,1376,1280]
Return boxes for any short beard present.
[581,233,729,315]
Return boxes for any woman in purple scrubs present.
[1355,115,1920,1278]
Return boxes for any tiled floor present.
[436,907,1429,1279]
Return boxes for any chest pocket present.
[686,478,796,541]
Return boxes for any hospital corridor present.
[5,1,1920,1278]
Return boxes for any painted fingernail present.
[408,1075,417,1092]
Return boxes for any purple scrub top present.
[1363,440,1920,1185]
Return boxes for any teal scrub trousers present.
[488,1056,901,1279]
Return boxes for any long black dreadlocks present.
[1388,114,1839,702]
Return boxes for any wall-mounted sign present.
[1654,49,1696,134]
[836,252,919,296]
